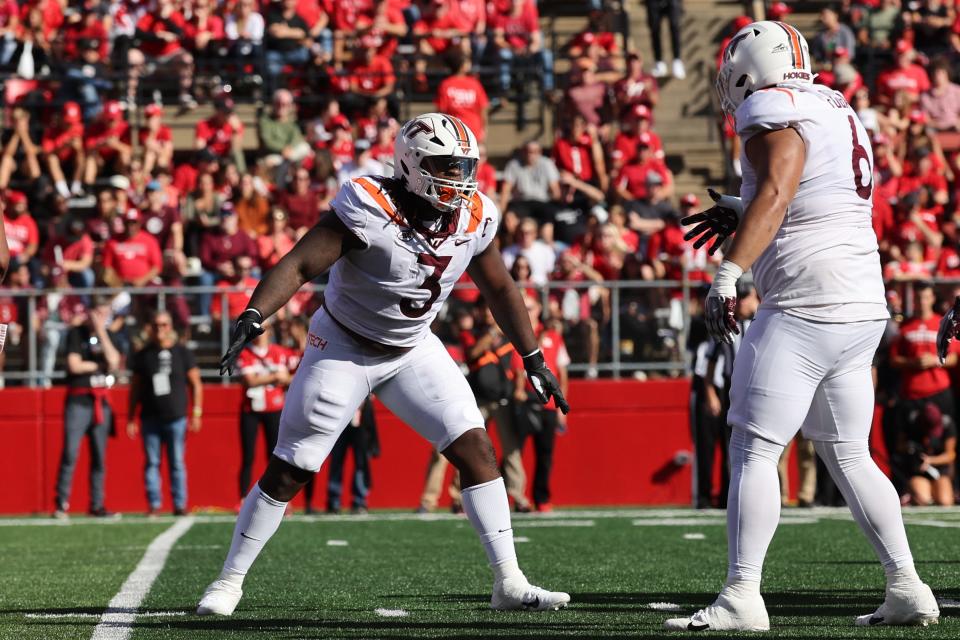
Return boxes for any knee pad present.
[730,427,784,467]
[812,439,870,474]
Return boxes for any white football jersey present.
[322,176,499,347]
[736,83,888,322]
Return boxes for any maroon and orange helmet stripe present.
[775,21,806,70]
[443,114,472,153]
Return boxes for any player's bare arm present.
[219,212,357,374]
[724,127,805,272]
[468,245,570,413]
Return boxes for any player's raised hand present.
[522,350,570,414]
[220,309,265,375]
[682,188,743,256]
[936,296,960,364]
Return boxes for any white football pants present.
[724,310,915,584]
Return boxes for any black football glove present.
[705,294,740,345]
[220,308,265,375]
[522,350,570,415]
[681,188,743,256]
[937,296,960,364]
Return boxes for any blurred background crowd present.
[1,0,959,511]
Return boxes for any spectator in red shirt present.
[236,325,293,498]
[257,208,296,269]
[876,40,931,108]
[891,282,959,454]
[553,114,607,192]
[42,101,85,199]
[101,208,162,288]
[127,0,197,110]
[0,101,41,191]
[614,51,660,114]
[566,9,619,72]
[2,190,38,268]
[615,134,673,209]
[884,240,935,281]
[434,52,489,142]
[488,0,553,94]
[345,39,397,113]
[612,104,663,170]
[62,10,109,61]
[184,0,225,55]
[369,121,396,166]
[449,0,486,37]
[43,215,95,290]
[212,255,260,322]
[83,100,132,189]
[140,104,174,176]
[195,94,246,171]
[415,0,469,57]
[278,165,322,236]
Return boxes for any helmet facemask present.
[418,156,478,211]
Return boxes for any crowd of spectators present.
[0,0,707,386]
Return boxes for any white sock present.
[813,440,916,574]
[726,428,784,584]
[55,180,70,198]
[219,486,287,586]
[461,477,524,582]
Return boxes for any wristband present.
[522,349,545,368]
[709,261,743,299]
[193,406,203,417]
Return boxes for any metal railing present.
[1,275,699,386]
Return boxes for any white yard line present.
[2,506,959,528]
[89,517,194,640]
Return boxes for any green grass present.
[0,509,957,639]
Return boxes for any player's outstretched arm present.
[220,213,351,375]
[468,244,570,414]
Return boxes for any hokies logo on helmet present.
[782,70,811,81]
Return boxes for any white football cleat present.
[664,590,769,632]
[491,577,570,611]
[196,579,243,616]
[855,583,939,627]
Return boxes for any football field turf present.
[0,508,957,640]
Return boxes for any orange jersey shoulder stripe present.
[465,193,484,233]
[763,86,797,106]
[353,177,405,226]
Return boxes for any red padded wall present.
[0,380,696,514]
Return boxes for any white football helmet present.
[395,113,479,211]
[716,20,813,114]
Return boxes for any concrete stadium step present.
[623,0,743,195]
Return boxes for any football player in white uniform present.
[196,113,571,616]
[664,22,939,631]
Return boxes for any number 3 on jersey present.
[400,254,452,318]
[848,115,872,200]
